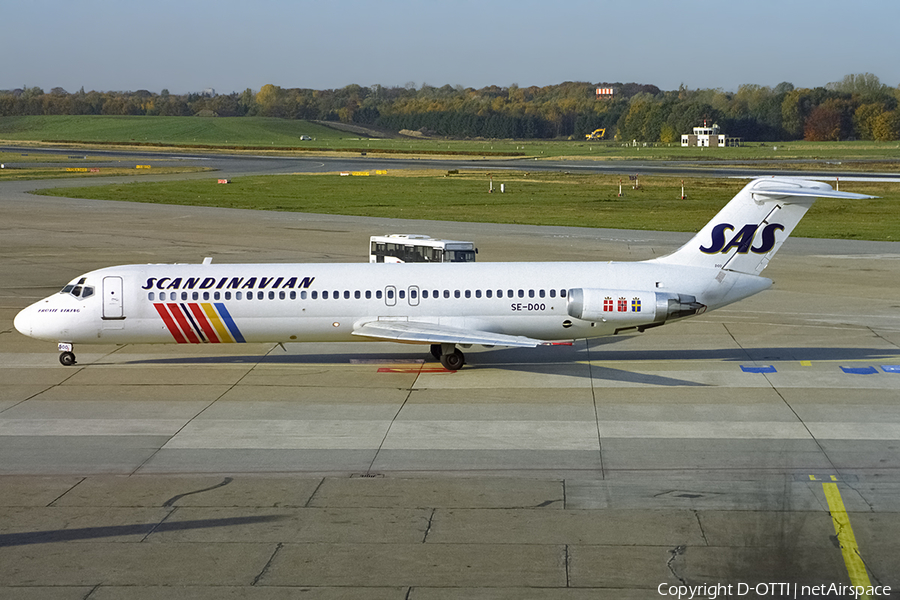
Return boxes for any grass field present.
[33,171,899,241]
[3,115,900,163]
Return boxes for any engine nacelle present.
[567,288,706,328]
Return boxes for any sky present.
[2,0,898,95]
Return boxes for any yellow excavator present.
[585,128,606,140]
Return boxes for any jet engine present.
[566,288,706,330]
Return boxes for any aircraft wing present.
[352,320,544,348]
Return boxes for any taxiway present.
[1,171,899,597]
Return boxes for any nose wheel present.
[59,351,76,366]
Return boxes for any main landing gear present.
[430,343,465,371]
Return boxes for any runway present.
[2,172,900,597]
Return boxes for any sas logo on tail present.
[700,223,785,255]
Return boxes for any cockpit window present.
[60,282,94,299]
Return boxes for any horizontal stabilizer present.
[353,320,543,348]
[748,187,876,200]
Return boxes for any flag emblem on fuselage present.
[154,302,245,343]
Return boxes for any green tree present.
[872,110,900,141]
[854,103,886,140]
[827,73,889,100]
[256,84,284,117]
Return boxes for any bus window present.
[369,235,476,263]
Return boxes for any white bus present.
[369,234,477,263]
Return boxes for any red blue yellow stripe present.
[154,302,245,343]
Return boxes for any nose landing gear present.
[58,343,76,366]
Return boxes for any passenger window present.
[518,289,524,298]
[443,290,450,299]
[507,290,513,297]
[160,292,167,301]
[560,289,567,298]
[193,292,199,301]
[323,291,329,300]
[475,290,481,298]
[300,291,306,300]
[539,289,545,298]
[289,291,295,300]
[376,290,382,299]
[344,291,350,299]
[354,291,361,299]
[223,292,229,300]
[411,289,418,299]
[312,291,318,299]
[549,289,556,298]
[454,290,461,299]
[387,289,394,299]
[399,290,406,299]
[365,290,371,299]
[465,290,471,298]
[422,290,429,299]
[486,290,492,298]
[279,291,285,300]
[258,291,265,300]
[182,292,188,301]
[236,292,242,300]
[149,292,155,301]
[528,290,534,298]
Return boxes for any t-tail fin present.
[652,178,876,276]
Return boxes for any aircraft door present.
[384,285,397,306]
[102,276,124,319]
[408,286,419,306]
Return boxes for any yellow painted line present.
[822,481,872,595]
[800,360,812,367]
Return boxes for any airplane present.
[14,177,876,371]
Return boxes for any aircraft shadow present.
[0,515,287,547]
[113,342,900,368]
[107,339,900,387]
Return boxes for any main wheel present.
[440,349,465,371]
[59,351,76,366]
[430,344,442,361]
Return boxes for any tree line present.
[2,74,899,141]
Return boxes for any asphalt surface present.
[4,143,900,181]
[1,151,899,598]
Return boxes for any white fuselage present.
[14,260,771,347]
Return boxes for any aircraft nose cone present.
[14,306,33,337]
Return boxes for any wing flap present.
[352,320,544,348]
